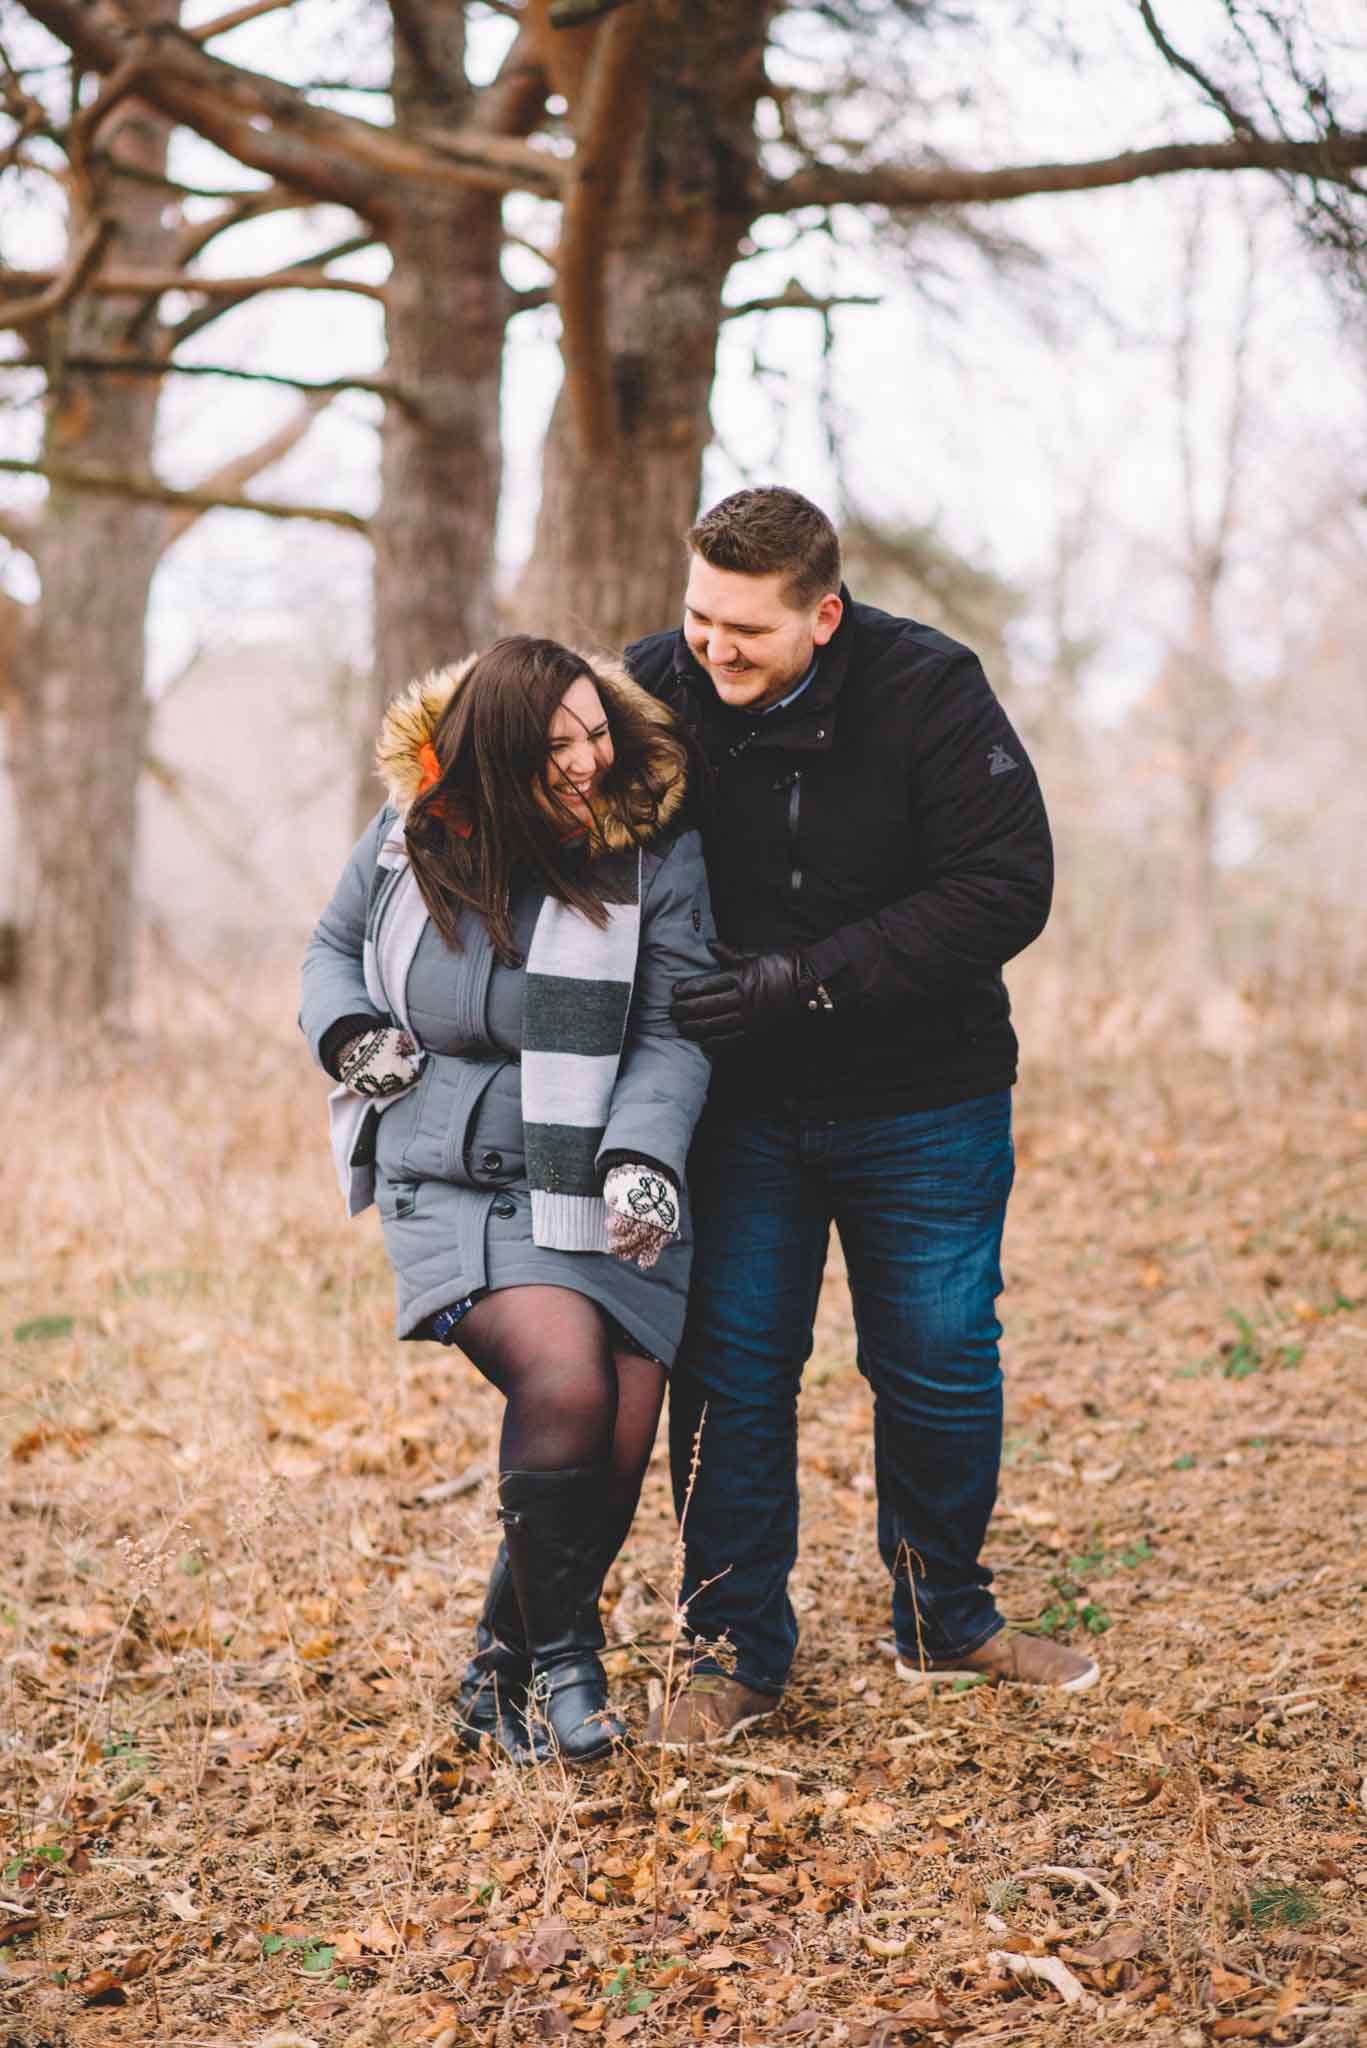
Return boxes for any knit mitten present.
[604,1163,679,1271]
[338,1024,424,1099]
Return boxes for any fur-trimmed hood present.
[375,650,686,853]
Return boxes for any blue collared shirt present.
[751,655,819,719]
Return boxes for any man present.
[624,487,1097,1748]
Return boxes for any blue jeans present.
[669,1091,1013,1694]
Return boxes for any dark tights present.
[454,1285,665,1525]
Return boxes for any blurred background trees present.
[1,0,1364,1040]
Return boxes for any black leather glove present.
[671,943,826,1047]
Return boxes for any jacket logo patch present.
[987,745,1018,777]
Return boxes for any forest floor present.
[3,1018,1366,2047]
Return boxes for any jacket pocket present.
[395,1054,509,1184]
[465,1062,526,1182]
[954,981,1010,1041]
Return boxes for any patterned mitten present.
[338,1024,425,1099]
[604,1163,679,1272]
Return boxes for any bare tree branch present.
[723,280,881,320]
[0,41,55,173]
[106,159,290,201]
[190,0,300,41]
[1136,1,1257,137]
[0,262,387,303]
[503,228,556,273]
[175,183,318,267]
[477,23,548,141]
[165,390,332,544]
[1135,2,1367,293]
[8,352,406,406]
[0,217,114,331]
[0,454,368,532]
[766,131,1367,213]
[19,1,563,216]
[162,232,381,346]
[66,48,157,208]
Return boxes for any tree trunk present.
[518,2,771,648]
[9,11,179,1024]
[372,187,507,691]
[1169,571,1232,997]
[363,2,513,820]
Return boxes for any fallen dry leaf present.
[1272,1975,1304,2024]
[525,1916,576,1971]
[360,1911,401,1953]
[77,1947,155,2005]
[1059,1924,1144,1966]
[892,1992,957,2025]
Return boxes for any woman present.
[301,637,714,1764]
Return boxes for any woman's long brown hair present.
[404,636,688,962]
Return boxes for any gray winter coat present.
[300,671,715,1365]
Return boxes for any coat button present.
[491,1199,516,1219]
[481,1150,503,1172]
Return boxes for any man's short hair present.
[687,487,841,610]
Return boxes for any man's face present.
[683,556,843,713]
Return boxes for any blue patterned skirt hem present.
[418,1288,662,1367]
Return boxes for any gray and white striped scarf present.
[342,825,642,1250]
[521,851,641,1250]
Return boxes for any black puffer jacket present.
[625,588,1052,1114]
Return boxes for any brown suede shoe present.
[643,1676,778,1749]
[895,1631,1100,1694]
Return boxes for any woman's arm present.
[597,828,716,1187]
[299,807,392,1071]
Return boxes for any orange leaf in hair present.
[417,740,442,795]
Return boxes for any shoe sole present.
[653,1704,777,1752]
[893,1654,1100,1695]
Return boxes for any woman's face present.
[540,673,615,829]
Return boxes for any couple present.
[300,487,1098,1768]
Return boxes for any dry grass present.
[3,997,1366,2047]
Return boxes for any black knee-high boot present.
[498,1467,627,1763]
[453,1542,534,1759]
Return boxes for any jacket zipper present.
[773,769,803,894]
[789,772,803,894]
